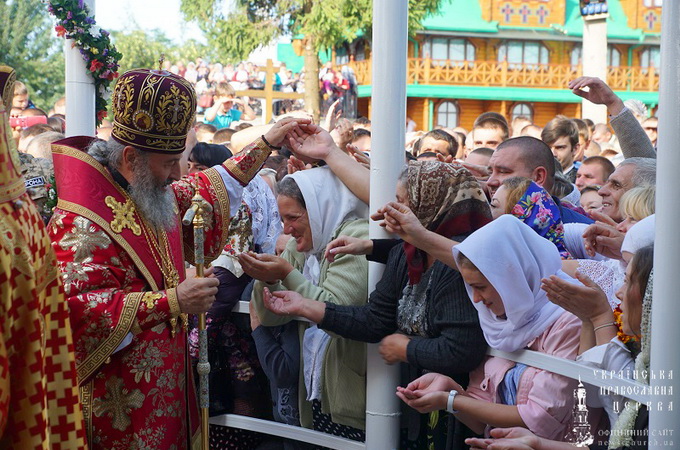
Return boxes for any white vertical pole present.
[65,0,96,137]
[581,15,608,123]
[649,1,680,444]
[365,1,407,449]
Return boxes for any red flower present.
[97,110,108,121]
[89,60,104,72]
[55,25,67,37]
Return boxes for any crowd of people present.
[1,55,660,450]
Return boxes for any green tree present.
[181,0,446,120]
[111,29,212,74]
[0,0,65,111]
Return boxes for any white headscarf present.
[286,166,368,284]
[452,215,573,352]
[621,214,655,256]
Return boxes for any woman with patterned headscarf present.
[490,176,572,259]
[262,161,492,449]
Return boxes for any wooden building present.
[338,0,662,130]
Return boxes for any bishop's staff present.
[182,178,213,450]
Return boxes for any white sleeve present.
[215,164,245,217]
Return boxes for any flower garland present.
[47,0,122,126]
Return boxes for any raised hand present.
[330,118,353,150]
[347,143,370,169]
[324,235,373,262]
[323,99,342,132]
[263,117,312,148]
[287,155,312,174]
[375,202,426,244]
[568,77,624,115]
[287,123,337,161]
[582,220,625,259]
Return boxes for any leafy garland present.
[47,0,122,126]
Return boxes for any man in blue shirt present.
[485,136,593,224]
[203,82,256,129]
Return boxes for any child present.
[203,82,255,129]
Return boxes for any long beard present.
[129,165,176,231]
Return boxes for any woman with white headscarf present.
[241,166,369,441]
[397,215,581,441]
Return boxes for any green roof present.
[421,0,498,33]
[357,84,659,105]
[421,0,654,41]
[561,0,645,40]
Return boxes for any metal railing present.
[208,300,648,448]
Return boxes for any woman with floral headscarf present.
[262,161,492,449]
[490,176,572,259]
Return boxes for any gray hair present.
[26,131,65,160]
[618,157,657,186]
[277,177,306,208]
[258,168,278,196]
[87,138,126,169]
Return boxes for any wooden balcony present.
[347,58,659,92]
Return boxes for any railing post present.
[649,65,656,91]
[650,0,680,441]
[367,1,408,449]
[501,60,508,87]
[424,58,432,84]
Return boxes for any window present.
[570,45,621,67]
[511,103,533,122]
[640,46,661,70]
[436,101,459,128]
[336,45,349,65]
[497,41,549,69]
[426,37,475,66]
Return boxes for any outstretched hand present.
[373,202,426,244]
[324,235,373,262]
[465,427,542,450]
[262,287,306,317]
[568,77,624,115]
[582,213,625,260]
[541,271,612,323]
[263,117,312,148]
[287,123,338,162]
[238,252,294,284]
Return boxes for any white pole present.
[365,1,407,449]
[64,0,96,137]
[581,14,608,123]
[649,1,680,444]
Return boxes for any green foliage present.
[0,0,65,111]
[180,0,448,62]
[111,29,212,74]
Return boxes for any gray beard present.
[129,164,176,231]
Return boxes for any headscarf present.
[609,270,653,449]
[621,214,655,256]
[452,215,573,352]
[405,161,491,285]
[510,181,571,259]
[286,166,368,284]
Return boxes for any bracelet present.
[261,134,282,150]
[446,390,459,414]
[593,322,617,332]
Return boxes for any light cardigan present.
[252,219,369,430]
[466,312,581,441]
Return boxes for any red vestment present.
[49,136,269,449]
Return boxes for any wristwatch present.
[446,390,459,414]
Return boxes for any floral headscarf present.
[405,161,491,284]
[510,181,571,259]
